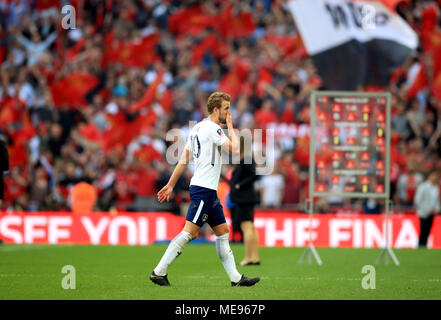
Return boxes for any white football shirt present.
[185,118,229,190]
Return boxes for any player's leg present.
[211,222,241,283]
[239,204,259,265]
[240,221,259,265]
[209,199,260,286]
[150,199,204,286]
[153,221,199,274]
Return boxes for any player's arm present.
[157,148,191,203]
[221,111,240,155]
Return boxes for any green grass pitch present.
[1,244,440,300]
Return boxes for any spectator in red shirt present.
[255,99,277,129]
[278,152,300,205]
[135,162,158,197]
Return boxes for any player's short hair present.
[428,170,440,179]
[207,92,230,114]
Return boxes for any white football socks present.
[154,231,193,276]
[216,233,242,283]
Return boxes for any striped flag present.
[286,0,418,90]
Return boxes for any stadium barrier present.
[0,211,440,248]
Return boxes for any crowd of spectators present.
[0,0,441,214]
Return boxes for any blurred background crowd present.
[0,0,441,214]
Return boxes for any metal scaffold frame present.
[299,91,399,266]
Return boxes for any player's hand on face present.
[226,111,233,128]
[157,184,173,203]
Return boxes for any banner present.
[286,0,418,90]
[1,212,440,248]
[0,212,184,246]
[252,212,441,249]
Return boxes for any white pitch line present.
[1,272,440,283]
[0,245,71,252]
[187,276,362,281]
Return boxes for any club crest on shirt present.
[217,129,223,136]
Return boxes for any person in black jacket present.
[0,133,9,245]
[229,136,260,266]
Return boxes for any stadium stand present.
[0,0,440,214]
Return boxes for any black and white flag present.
[286,0,418,90]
